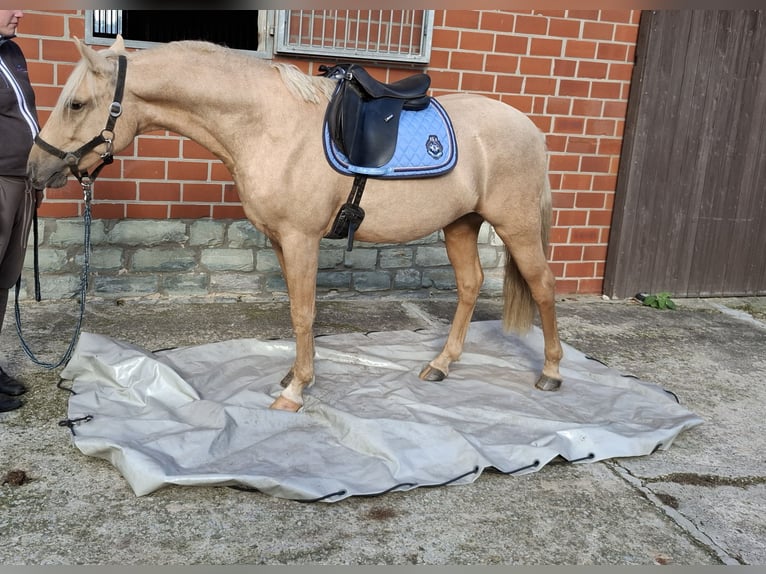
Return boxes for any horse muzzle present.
[27,150,70,189]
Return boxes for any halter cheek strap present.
[34,54,127,185]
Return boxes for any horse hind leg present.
[496,230,563,391]
[420,213,484,382]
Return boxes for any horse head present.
[27,35,133,189]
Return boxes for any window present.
[86,10,433,64]
[86,10,273,56]
[275,10,433,65]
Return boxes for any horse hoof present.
[535,374,562,391]
[269,395,302,412]
[419,365,446,382]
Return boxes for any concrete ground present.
[1,292,764,565]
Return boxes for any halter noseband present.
[34,54,127,185]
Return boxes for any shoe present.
[0,368,27,396]
[0,395,23,413]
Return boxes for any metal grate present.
[91,9,123,37]
[276,10,433,64]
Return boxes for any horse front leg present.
[420,214,484,381]
[269,235,319,412]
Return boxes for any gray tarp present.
[60,321,703,501]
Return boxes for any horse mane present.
[271,63,335,104]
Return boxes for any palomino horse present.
[27,37,563,412]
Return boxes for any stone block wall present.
[19,218,507,301]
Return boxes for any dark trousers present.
[0,175,35,336]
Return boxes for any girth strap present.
[324,175,367,251]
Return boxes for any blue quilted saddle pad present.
[323,97,458,179]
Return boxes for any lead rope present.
[14,179,93,370]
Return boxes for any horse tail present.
[502,174,552,333]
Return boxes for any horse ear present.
[109,34,126,53]
[73,36,113,76]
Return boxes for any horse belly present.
[353,176,477,243]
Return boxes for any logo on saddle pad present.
[426,135,444,160]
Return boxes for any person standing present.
[0,9,40,413]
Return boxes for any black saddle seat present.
[348,65,431,100]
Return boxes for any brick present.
[561,174,593,190]
[524,77,556,95]
[599,10,634,24]
[461,72,495,93]
[552,245,583,261]
[572,98,603,117]
[495,34,528,55]
[183,183,223,203]
[496,75,524,94]
[93,181,137,202]
[604,100,628,118]
[168,161,209,181]
[213,205,246,219]
[570,227,601,243]
[546,97,571,115]
[597,42,628,61]
[580,156,611,173]
[553,59,577,77]
[530,38,563,57]
[486,54,519,74]
[210,162,234,182]
[444,10,480,29]
[564,261,596,278]
[171,204,212,219]
[590,80,622,99]
[609,62,635,81]
[575,192,606,209]
[556,210,587,226]
[585,118,616,136]
[577,61,608,79]
[553,116,585,134]
[480,11,515,32]
[42,39,80,62]
[552,191,575,209]
[558,79,590,97]
[583,21,614,41]
[26,12,66,37]
[460,31,494,52]
[139,182,181,202]
[431,28,459,49]
[515,14,548,36]
[138,137,181,158]
[91,203,125,219]
[520,56,553,76]
[587,209,614,226]
[565,136,597,153]
[451,50,484,71]
[548,18,581,38]
[127,204,169,219]
[123,160,166,180]
[564,39,597,59]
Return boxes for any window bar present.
[408,11,416,56]
[331,10,338,50]
[354,10,361,53]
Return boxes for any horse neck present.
[127,43,284,166]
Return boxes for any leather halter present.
[34,54,127,184]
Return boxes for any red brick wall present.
[19,9,640,294]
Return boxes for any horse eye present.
[70,101,84,111]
